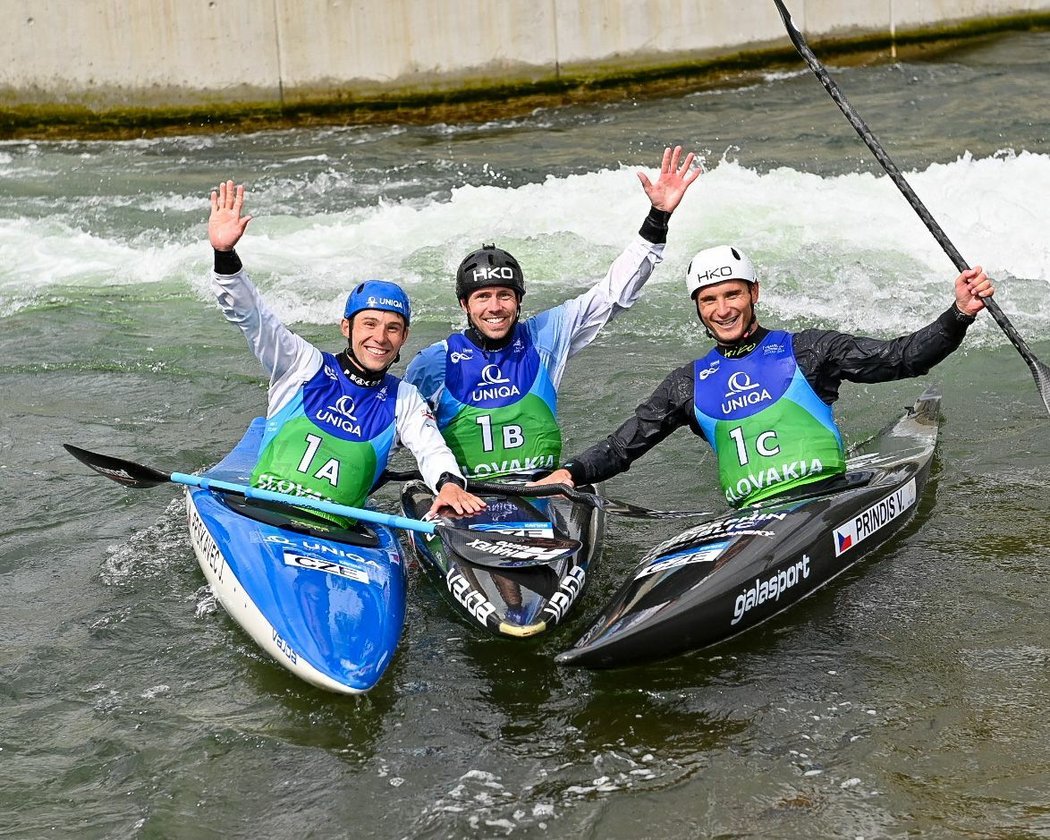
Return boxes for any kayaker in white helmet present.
[535,245,994,507]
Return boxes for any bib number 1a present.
[296,433,341,485]
[475,415,525,452]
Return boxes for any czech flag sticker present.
[834,525,855,557]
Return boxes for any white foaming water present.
[2,152,1047,341]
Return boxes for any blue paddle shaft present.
[170,471,438,535]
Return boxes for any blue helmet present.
[343,280,411,325]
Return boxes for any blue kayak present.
[185,419,408,694]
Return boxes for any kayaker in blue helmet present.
[207,179,485,519]
[405,145,702,480]
[535,244,995,507]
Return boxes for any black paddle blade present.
[436,524,581,569]
[1030,356,1050,417]
[63,444,172,488]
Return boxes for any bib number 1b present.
[475,415,525,452]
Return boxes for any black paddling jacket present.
[562,304,976,486]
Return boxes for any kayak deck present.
[556,387,941,669]
[186,419,408,694]
[401,476,604,638]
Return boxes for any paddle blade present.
[436,524,581,569]
[63,444,172,488]
[1030,356,1050,416]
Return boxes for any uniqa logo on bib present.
[315,394,362,435]
[471,364,520,402]
[721,371,772,415]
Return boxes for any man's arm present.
[798,267,994,403]
[558,146,701,353]
[209,180,320,413]
[528,147,701,388]
[537,363,697,487]
[393,381,486,515]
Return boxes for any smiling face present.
[460,286,520,342]
[340,309,409,373]
[694,279,760,344]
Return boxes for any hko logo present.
[450,349,474,364]
[695,264,735,281]
[472,266,517,282]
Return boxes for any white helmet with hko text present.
[685,245,757,299]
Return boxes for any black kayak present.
[401,477,605,638]
[556,387,941,668]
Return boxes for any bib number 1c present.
[728,425,780,465]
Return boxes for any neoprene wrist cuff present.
[436,472,467,491]
[639,207,672,244]
[563,461,589,485]
[214,248,243,275]
[948,303,976,325]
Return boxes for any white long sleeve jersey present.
[212,268,464,493]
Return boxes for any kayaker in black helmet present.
[405,145,702,480]
[535,245,994,507]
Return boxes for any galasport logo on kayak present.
[471,364,520,402]
[721,371,772,415]
[731,553,811,625]
[833,478,917,557]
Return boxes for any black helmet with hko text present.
[685,245,757,300]
[455,244,526,301]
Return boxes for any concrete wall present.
[2,0,1049,109]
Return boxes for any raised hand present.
[637,145,702,213]
[209,180,253,252]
